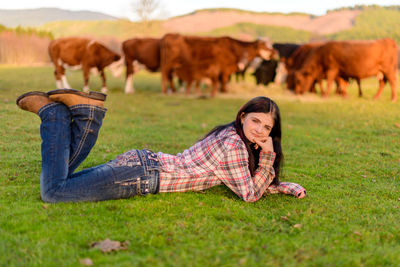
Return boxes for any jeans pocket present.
[114,177,144,196]
[111,150,142,167]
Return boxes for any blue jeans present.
[38,103,160,203]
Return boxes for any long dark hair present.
[203,96,283,184]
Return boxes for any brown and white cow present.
[293,38,398,101]
[160,34,274,96]
[122,38,161,94]
[48,37,123,94]
[272,43,301,84]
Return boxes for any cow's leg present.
[178,78,186,93]
[317,79,324,95]
[382,71,397,102]
[310,81,317,94]
[210,78,218,98]
[388,74,397,102]
[55,65,71,89]
[161,69,172,94]
[168,72,176,93]
[340,78,349,98]
[373,73,387,100]
[124,59,135,94]
[62,76,71,89]
[195,80,201,96]
[99,69,108,94]
[334,77,348,98]
[185,80,193,95]
[82,68,90,93]
[54,67,63,89]
[219,73,230,93]
[356,79,362,97]
[324,70,338,97]
[125,74,134,94]
[334,78,341,95]
[161,71,167,94]
[52,60,65,88]
[57,66,71,89]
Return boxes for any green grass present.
[39,19,164,40]
[202,23,313,43]
[329,7,400,43]
[1,66,400,266]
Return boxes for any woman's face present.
[241,112,274,143]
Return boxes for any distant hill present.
[0,8,117,27]
[3,5,400,44]
[162,9,360,35]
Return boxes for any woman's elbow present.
[242,195,260,203]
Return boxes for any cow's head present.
[286,71,296,91]
[237,53,250,71]
[293,70,315,94]
[108,56,124,78]
[256,39,276,61]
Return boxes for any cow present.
[250,43,300,86]
[234,57,263,82]
[293,38,398,101]
[122,38,161,94]
[48,37,123,94]
[273,43,301,61]
[174,60,221,95]
[283,42,357,96]
[160,34,274,96]
[285,42,323,92]
[252,60,278,86]
[272,43,301,85]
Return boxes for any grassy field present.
[1,66,400,266]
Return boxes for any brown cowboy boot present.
[47,89,106,108]
[16,91,54,114]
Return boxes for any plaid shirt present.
[264,182,306,197]
[157,125,306,202]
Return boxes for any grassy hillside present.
[0,8,117,27]
[189,8,312,17]
[39,19,164,40]
[329,7,400,43]
[36,6,400,44]
[202,22,314,43]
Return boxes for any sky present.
[0,0,398,20]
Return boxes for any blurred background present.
[0,0,399,65]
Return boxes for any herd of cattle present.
[48,35,398,101]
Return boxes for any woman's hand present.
[253,136,274,152]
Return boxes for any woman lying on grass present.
[16,90,306,203]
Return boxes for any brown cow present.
[293,38,398,101]
[122,38,161,94]
[160,34,274,96]
[48,37,123,94]
[285,42,323,92]
[286,43,362,97]
[175,60,221,96]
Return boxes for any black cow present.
[252,60,278,85]
[251,43,300,86]
[272,43,301,60]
